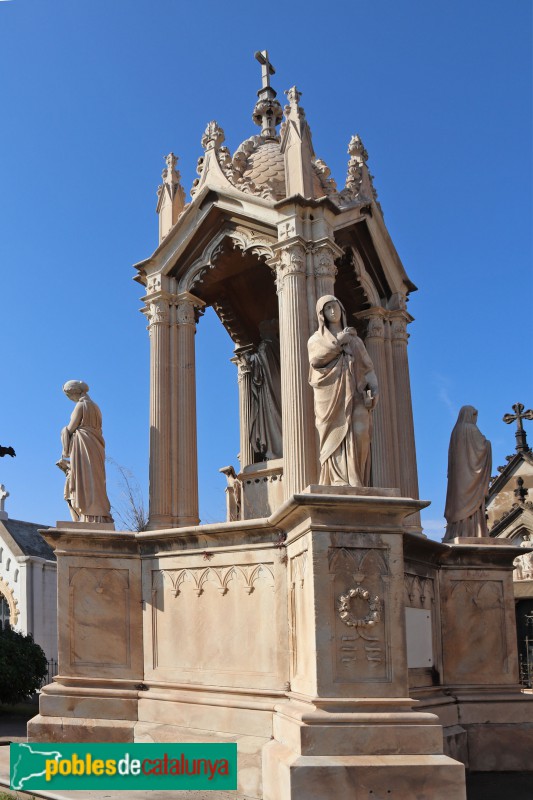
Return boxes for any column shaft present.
[276,243,317,497]
[363,312,398,488]
[147,297,172,528]
[172,295,202,527]
[233,347,255,470]
[384,318,401,483]
[391,313,420,523]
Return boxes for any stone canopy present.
[134,52,420,531]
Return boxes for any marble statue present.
[308,295,378,487]
[56,380,114,524]
[249,319,283,460]
[443,405,492,540]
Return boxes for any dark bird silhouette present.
[0,446,15,458]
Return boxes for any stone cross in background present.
[0,484,9,520]
[503,402,533,453]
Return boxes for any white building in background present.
[0,485,57,662]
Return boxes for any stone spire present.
[280,85,316,198]
[156,153,186,243]
[252,50,283,140]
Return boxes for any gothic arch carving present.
[350,247,381,307]
[179,228,276,295]
[0,577,19,626]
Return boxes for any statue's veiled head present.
[456,405,479,426]
[316,295,347,333]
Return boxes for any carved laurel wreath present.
[337,586,382,628]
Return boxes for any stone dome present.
[241,139,286,200]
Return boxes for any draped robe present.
[308,296,378,487]
[443,405,492,540]
[61,394,113,523]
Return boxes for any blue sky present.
[0,0,531,538]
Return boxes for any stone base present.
[263,742,466,799]
[262,699,466,799]
[136,721,266,799]
[27,714,134,742]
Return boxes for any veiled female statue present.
[308,295,378,487]
[249,319,283,460]
[443,405,492,540]
[56,380,114,524]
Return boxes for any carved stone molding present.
[157,564,275,598]
[185,230,275,295]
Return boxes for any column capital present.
[231,344,255,379]
[269,239,307,293]
[310,239,342,280]
[174,291,206,326]
[143,295,171,330]
[389,310,413,342]
[355,307,388,339]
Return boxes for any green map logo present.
[11,742,237,791]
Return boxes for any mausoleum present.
[29,54,533,799]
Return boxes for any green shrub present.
[0,628,47,705]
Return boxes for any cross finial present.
[255,50,275,89]
[503,402,533,453]
[0,484,9,519]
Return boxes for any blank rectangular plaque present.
[405,607,433,668]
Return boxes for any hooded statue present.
[308,295,378,487]
[443,405,492,540]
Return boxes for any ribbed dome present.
[241,140,286,200]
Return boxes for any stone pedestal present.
[262,487,466,799]
[33,500,533,797]
[28,525,143,743]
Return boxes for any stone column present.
[360,310,398,489]
[391,311,420,523]
[273,241,317,497]
[231,345,255,470]
[312,242,339,300]
[383,317,401,482]
[146,295,173,529]
[170,292,204,527]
